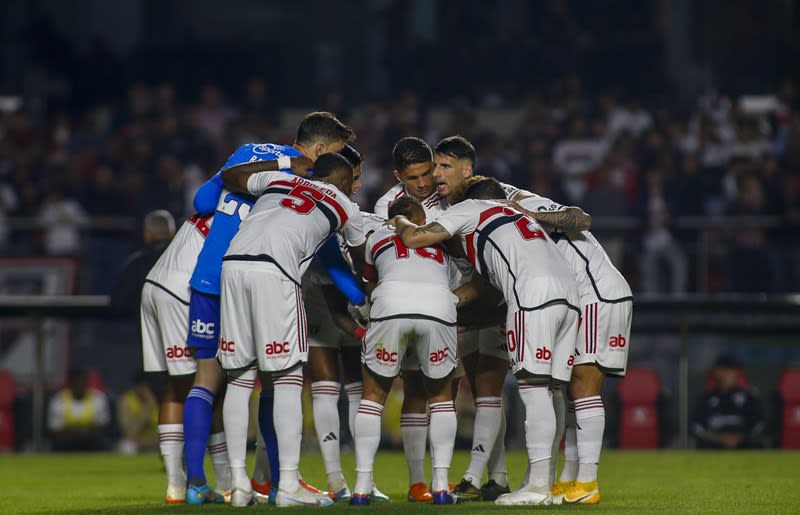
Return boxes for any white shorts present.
[140,282,197,376]
[575,299,632,376]
[506,303,579,383]
[362,317,457,380]
[303,279,360,349]
[460,326,509,362]
[218,262,308,373]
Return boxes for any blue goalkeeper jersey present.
[189,143,302,295]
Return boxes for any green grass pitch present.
[1,450,798,514]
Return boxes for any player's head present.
[312,152,355,197]
[392,137,434,200]
[433,135,476,199]
[295,111,355,161]
[143,209,176,244]
[388,195,426,226]
[461,175,504,202]
[339,143,363,197]
[712,354,742,392]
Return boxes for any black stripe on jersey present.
[563,238,633,304]
[222,254,300,286]
[373,242,394,261]
[474,214,581,315]
[368,313,457,326]
[144,279,190,306]
[261,186,339,235]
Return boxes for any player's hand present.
[347,300,371,325]
[386,215,406,229]
[290,156,314,177]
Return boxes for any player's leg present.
[159,373,193,503]
[474,354,511,499]
[309,345,349,500]
[208,382,231,500]
[419,320,459,505]
[183,289,225,503]
[400,369,431,501]
[222,366,257,506]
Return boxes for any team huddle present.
[140,112,633,507]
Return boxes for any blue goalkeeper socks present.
[259,390,280,485]
[184,386,215,486]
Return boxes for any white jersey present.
[436,199,578,309]
[374,183,445,220]
[225,171,365,283]
[517,192,632,302]
[144,214,212,303]
[366,225,457,323]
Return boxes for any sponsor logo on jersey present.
[265,341,290,356]
[535,347,552,361]
[429,347,449,363]
[191,319,215,338]
[220,338,235,352]
[252,143,287,156]
[166,346,192,359]
[609,335,627,348]
[375,344,398,364]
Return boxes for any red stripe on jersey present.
[270,179,350,227]
[370,235,396,258]
[393,188,405,200]
[465,232,477,267]
[477,205,511,227]
[187,213,211,238]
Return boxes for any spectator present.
[117,372,159,455]
[37,188,88,256]
[47,368,111,451]
[691,355,764,449]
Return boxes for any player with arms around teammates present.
[182,112,353,504]
[217,152,365,508]
[352,196,460,505]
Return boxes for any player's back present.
[366,225,456,322]
[146,214,212,302]
[517,193,632,301]
[225,173,360,283]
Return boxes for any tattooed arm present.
[509,202,592,232]
[389,215,453,249]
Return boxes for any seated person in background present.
[117,372,159,454]
[48,368,111,451]
[691,354,764,449]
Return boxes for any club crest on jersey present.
[375,344,398,364]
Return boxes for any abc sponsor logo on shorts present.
[191,319,215,339]
[265,341,290,356]
[375,344,398,364]
[429,347,449,364]
[220,338,235,352]
[609,335,627,348]
[535,347,552,361]
[166,346,192,359]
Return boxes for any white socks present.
[574,395,605,483]
[273,371,305,492]
[518,383,555,488]
[344,381,363,438]
[551,387,567,485]
[208,432,231,492]
[158,423,185,489]
[354,400,383,494]
[560,400,579,482]
[311,381,345,488]
[223,366,256,492]
[487,407,508,487]
[252,430,270,484]
[464,396,503,486]
[400,412,429,485]
[429,401,457,492]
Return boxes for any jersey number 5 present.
[280,184,325,215]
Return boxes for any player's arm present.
[346,242,367,279]
[452,274,501,309]
[390,216,452,249]
[221,156,314,193]
[320,284,366,339]
[509,190,592,232]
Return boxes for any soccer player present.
[512,192,633,506]
[218,152,364,507]
[183,111,354,505]
[140,211,212,503]
[352,196,459,505]
[390,177,581,506]
[373,137,446,502]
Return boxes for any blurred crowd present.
[1,75,799,293]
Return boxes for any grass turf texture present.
[1,450,798,514]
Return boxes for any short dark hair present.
[296,111,355,146]
[313,152,353,179]
[388,195,424,220]
[392,137,433,172]
[339,144,363,168]
[462,176,505,200]
[434,135,476,166]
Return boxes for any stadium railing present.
[2,293,799,451]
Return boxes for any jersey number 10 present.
[390,235,445,264]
